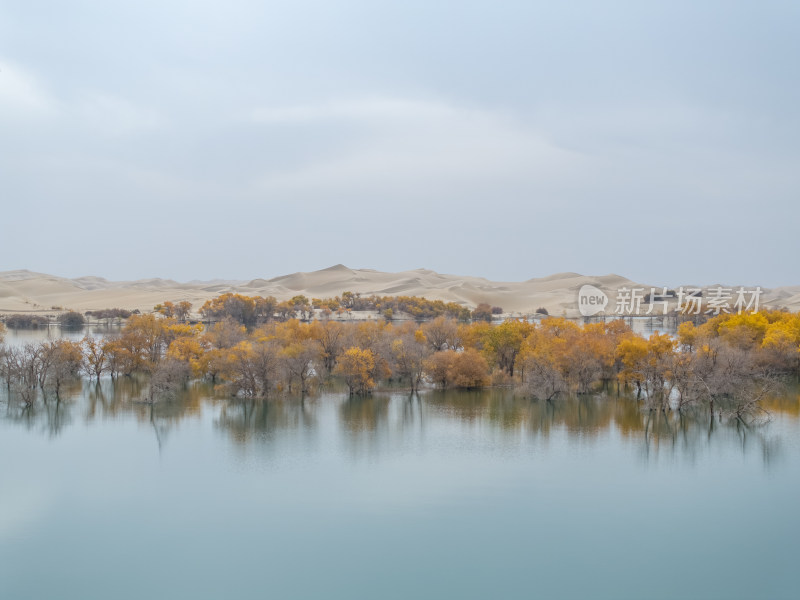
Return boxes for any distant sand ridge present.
[1,266,798,318]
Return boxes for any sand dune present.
[0,267,796,318]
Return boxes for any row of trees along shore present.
[1,293,799,424]
[190,293,505,324]
[0,293,506,329]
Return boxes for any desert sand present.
[1,266,798,319]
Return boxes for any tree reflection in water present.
[1,379,797,466]
[216,396,317,445]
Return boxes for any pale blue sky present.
[1,1,797,286]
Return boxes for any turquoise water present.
[1,381,798,600]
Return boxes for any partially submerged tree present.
[279,339,319,394]
[59,311,86,329]
[45,340,83,398]
[335,347,375,395]
[81,336,108,381]
[390,328,430,391]
[148,359,190,403]
[424,349,489,389]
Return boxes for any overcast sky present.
[1,1,797,287]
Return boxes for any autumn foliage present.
[2,293,798,417]
[336,347,376,394]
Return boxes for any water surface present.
[1,379,798,600]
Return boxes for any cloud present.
[0,1,797,284]
[251,97,460,124]
[77,92,165,136]
[250,97,583,202]
[0,59,165,138]
[0,59,57,120]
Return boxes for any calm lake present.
[1,334,799,599]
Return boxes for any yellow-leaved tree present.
[335,347,375,395]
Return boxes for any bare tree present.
[391,333,431,392]
[422,317,460,351]
[148,359,190,403]
[524,357,567,402]
[2,345,40,406]
[690,342,779,424]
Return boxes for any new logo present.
[578,285,608,316]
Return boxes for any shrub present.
[59,311,86,329]
[4,314,50,328]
